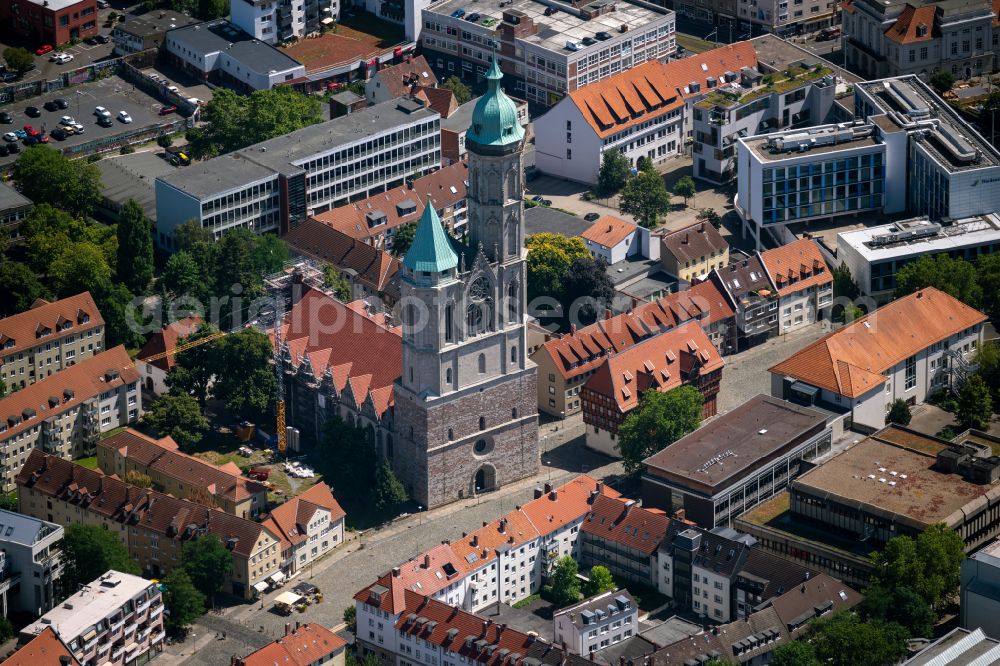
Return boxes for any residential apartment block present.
[238,623,347,666]
[553,590,638,656]
[260,482,345,582]
[420,0,675,108]
[581,320,724,457]
[770,287,985,431]
[21,570,163,666]
[579,495,670,587]
[657,526,751,623]
[0,292,105,390]
[960,538,1000,640]
[841,0,1000,81]
[707,255,779,349]
[0,509,63,617]
[837,213,1000,305]
[759,238,832,335]
[531,279,736,418]
[0,182,32,248]
[17,451,283,599]
[660,222,730,284]
[97,428,268,518]
[0,345,140,493]
[229,0,337,45]
[365,56,438,105]
[155,98,440,249]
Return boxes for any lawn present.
[75,456,99,469]
[676,33,716,55]
[512,594,541,609]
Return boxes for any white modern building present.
[229,0,337,44]
[553,590,637,656]
[0,509,63,618]
[961,538,1000,640]
[155,97,440,249]
[837,213,1000,305]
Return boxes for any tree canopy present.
[392,222,417,257]
[769,640,821,666]
[162,568,206,634]
[957,375,993,429]
[167,323,223,406]
[583,565,615,597]
[116,199,154,295]
[929,69,955,94]
[619,169,671,228]
[597,150,630,197]
[525,233,589,303]
[324,264,352,301]
[441,76,472,105]
[3,47,34,74]
[886,398,912,426]
[182,534,233,603]
[213,328,277,418]
[894,254,982,308]
[809,612,908,666]
[144,393,209,448]
[375,459,409,510]
[561,257,614,325]
[60,524,141,597]
[550,556,581,607]
[672,175,697,205]
[0,262,48,316]
[869,524,964,611]
[13,147,102,217]
[973,341,1000,409]
[696,208,721,229]
[860,584,935,638]
[617,385,704,473]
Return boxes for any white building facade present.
[553,591,637,655]
[0,509,63,618]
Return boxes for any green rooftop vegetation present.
[697,64,834,111]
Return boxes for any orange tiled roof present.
[580,215,637,249]
[567,42,757,139]
[885,4,938,44]
[261,482,345,550]
[769,287,987,398]
[136,315,202,372]
[373,56,438,98]
[758,238,831,297]
[0,627,80,666]
[580,495,671,555]
[0,292,103,357]
[584,320,724,413]
[241,623,346,666]
[414,85,459,118]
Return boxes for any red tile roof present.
[0,292,103,358]
[373,56,438,98]
[885,4,938,44]
[240,623,346,666]
[0,627,79,666]
[136,315,202,372]
[758,238,831,297]
[261,482,345,550]
[580,215,637,249]
[414,85,459,118]
[584,320,724,413]
[769,287,987,398]
[580,495,671,555]
[661,222,728,266]
[0,346,139,442]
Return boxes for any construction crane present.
[273,301,286,458]
[136,330,229,364]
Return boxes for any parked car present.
[50,127,68,140]
[24,134,48,145]
[14,129,26,139]
[97,0,109,7]
[94,106,111,117]
[0,73,18,83]
[2,132,16,142]
[97,115,113,127]
[95,34,110,43]
[531,195,545,202]
[816,26,841,41]
[35,44,53,56]
[59,115,76,126]
[7,142,19,154]
[70,122,84,134]
[158,105,177,115]
[584,212,601,222]
[83,35,99,45]
[23,125,37,136]
[0,145,9,157]
[25,106,41,118]
[582,36,596,46]
[450,8,465,17]
[595,31,612,40]
[55,98,68,109]
[166,85,179,93]
[0,112,12,124]
[118,111,132,123]
[51,52,73,64]
[168,151,191,166]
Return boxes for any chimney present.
[296,621,301,631]
[549,490,558,500]
[683,233,689,244]
[570,324,577,334]
[544,482,553,494]
[499,519,506,534]
[674,509,686,521]
[472,534,479,547]
[597,481,604,493]
[605,309,612,320]
[230,657,240,666]
[482,620,489,637]
[589,489,599,504]
[534,486,543,499]
[285,623,292,636]
[424,554,431,569]
[392,567,401,577]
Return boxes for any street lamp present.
[417,505,423,526]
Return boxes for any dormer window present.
[916,23,927,37]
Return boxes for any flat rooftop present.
[24,571,154,640]
[643,395,828,493]
[98,152,175,221]
[743,124,883,162]
[158,151,280,199]
[280,20,404,74]
[167,19,303,74]
[750,34,862,84]
[120,10,196,37]
[838,212,1000,262]
[426,0,671,54]
[791,427,997,529]
[905,628,1000,666]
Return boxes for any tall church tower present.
[393,57,539,508]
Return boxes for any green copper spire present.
[402,197,458,273]
[466,54,525,147]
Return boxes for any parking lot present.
[0,73,184,167]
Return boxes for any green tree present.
[860,584,935,638]
[620,169,671,229]
[617,385,704,473]
[973,341,1000,409]
[696,208,721,229]
[0,262,48,316]
[929,69,955,94]
[250,232,289,274]
[769,640,820,666]
[162,251,202,299]
[125,470,153,488]
[324,264,352,301]
[832,261,860,299]
[167,323,223,406]
[3,46,34,74]
[392,222,417,257]
[213,230,267,329]
[144,393,209,448]
[583,565,615,597]
[13,146,102,216]
[116,199,154,294]
[636,156,655,173]
[0,616,13,643]
[977,254,1000,336]
[98,283,146,349]
[196,0,228,18]
[374,459,408,510]
[886,398,912,426]
[958,374,993,429]
[182,534,233,604]
[162,568,206,635]
[672,175,697,206]
[525,233,589,302]
[550,556,581,607]
[189,87,322,158]
[343,605,357,632]
[0,380,6,399]
[22,203,115,275]
[213,328,276,418]
[894,254,981,308]
[441,76,472,105]
[49,242,112,298]
[869,524,964,611]
[60,524,140,597]
[562,257,614,325]
[597,150,630,197]
[810,613,908,666]
[173,220,215,251]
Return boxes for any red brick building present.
[1,0,98,47]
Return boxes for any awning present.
[321,16,334,24]
[83,630,97,642]
[269,571,286,584]
[124,643,139,653]
[253,581,270,593]
[274,591,303,606]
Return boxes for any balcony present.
[150,631,166,644]
[148,605,163,620]
[111,645,125,661]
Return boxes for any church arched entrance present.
[473,464,497,495]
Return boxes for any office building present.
[17,451,283,599]
[769,287,985,431]
[112,10,195,54]
[260,482,346,578]
[155,97,440,249]
[660,222,729,284]
[960,539,1000,639]
[530,279,736,418]
[0,345,140,493]
[0,0,97,45]
[0,292,104,391]
[229,0,337,45]
[553,591,638,656]
[0,183,32,248]
[641,395,831,529]
[21,570,164,666]
[420,0,675,108]
[758,238,832,334]
[97,428,269,518]
[581,321,724,457]
[0,509,62,617]
[164,19,306,91]
[841,0,1000,81]
[580,495,670,587]
[837,213,1000,305]
[238,623,347,666]
[0,627,78,666]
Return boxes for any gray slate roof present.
[0,181,32,212]
[167,19,302,74]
